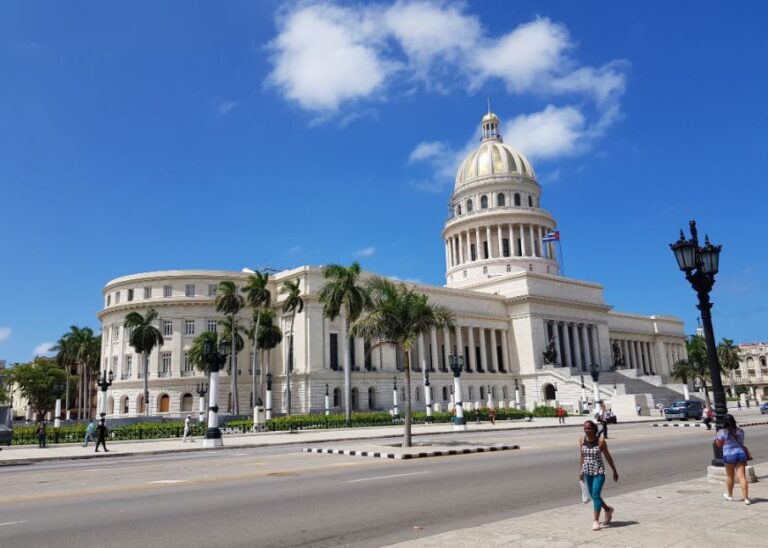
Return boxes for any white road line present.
[347,471,432,484]
[0,521,27,527]
[148,480,187,484]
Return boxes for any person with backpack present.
[95,418,108,453]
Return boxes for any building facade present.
[731,342,768,401]
[97,112,688,418]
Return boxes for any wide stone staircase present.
[597,369,691,407]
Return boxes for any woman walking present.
[580,420,619,531]
[715,414,752,504]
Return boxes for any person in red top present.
[557,406,565,424]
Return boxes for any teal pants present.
[585,474,606,512]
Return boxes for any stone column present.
[456,325,464,368]
[590,326,600,365]
[490,329,499,372]
[475,228,481,262]
[573,324,583,370]
[430,328,439,372]
[497,225,503,258]
[443,328,452,371]
[520,224,528,256]
[562,323,572,368]
[501,330,510,373]
[468,326,476,371]
[646,342,655,374]
[479,327,488,373]
[509,224,517,256]
[458,233,464,264]
[529,225,536,257]
[621,339,630,368]
[552,322,562,366]
[583,325,593,365]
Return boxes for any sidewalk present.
[385,462,768,548]
[0,414,659,465]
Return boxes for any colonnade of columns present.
[610,338,657,375]
[445,223,555,267]
[664,342,686,372]
[543,320,601,371]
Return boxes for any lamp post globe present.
[669,220,726,466]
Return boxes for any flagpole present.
[558,239,565,276]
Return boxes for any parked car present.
[760,402,768,415]
[664,400,704,421]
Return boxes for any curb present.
[651,420,768,429]
[300,444,519,460]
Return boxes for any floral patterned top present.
[581,438,605,476]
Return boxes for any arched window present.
[480,195,488,209]
[514,193,521,206]
[107,396,114,415]
[456,204,462,216]
[120,395,129,414]
[544,384,556,400]
[760,356,767,367]
[528,195,533,207]
[158,394,170,413]
[497,193,505,207]
[333,387,341,407]
[351,387,359,410]
[368,387,376,410]
[136,394,145,415]
[181,393,193,412]
[467,199,473,212]
[442,386,448,401]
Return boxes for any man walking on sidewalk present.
[95,418,108,453]
[557,405,565,424]
[83,418,95,447]
[182,415,194,442]
[37,420,47,448]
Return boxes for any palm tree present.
[215,280,245,415]
[350,276,454,447]
[188,331,219,376]
[256,308,283,407]
[124,309,164,417]
[218,316,245,413]
[718,338,740,396]
[243,271,272,411]
[669,359,696,400]
[52,326,100,420]
[280,279,304,416]
[318,262,369,426]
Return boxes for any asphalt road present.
[2,421,767,547]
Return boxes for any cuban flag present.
[542,230,560,242]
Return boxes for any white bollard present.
[54,399,62,428]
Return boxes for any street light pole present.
[196,382,208,424]
[202,339,228,448]
[96,370,114,417]
[670,220,725,466]
[449,354,466,431]
[424,370,433,423]
[265,373,273,420]
[392,377,399,419]
[324,384,330,416]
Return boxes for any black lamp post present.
[196,382,208,423]
[202,338,229,447]
[97,370,114,418]
[448,354,466,429]
[670,220,725,466]
[265,372,273,420]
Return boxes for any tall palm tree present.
[669,359,696,400]
[52,326,100,420]
[350,276,454,447]
[124,309,164,417]
[256,308,283,406]
[318,262,369,426]
[717,338,740,396]
[215,280,245,415]
[280,279,304,417]
[243,271,272,411]
[218,316,245,413]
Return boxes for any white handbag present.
[580,480,591,503]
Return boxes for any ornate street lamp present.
[202,338,229,447]
[392,377,399,419]
[448,354,466,430]
[424,370,433,423]
[196,382,208,423]
[514,378,521,408]
[97,370,114,418]
[670,220,726,466]
[265,372,273,420]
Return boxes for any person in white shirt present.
[182,415,193,442]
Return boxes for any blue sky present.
[1,1,767,363]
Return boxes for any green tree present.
[280,279,304,417]
[717,338,740,395]
[350,276,454,447]
[218,316,245,413]
[188,331,220,376]
[254,308,283,408]
[8,357,67,418]
[243,271,272,410]
[51,326,100,420]
[124,309,165,416]
[216,281,245,415]
[318,262,370,426]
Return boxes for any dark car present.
[664,400,703,421]
[760,402,768,415]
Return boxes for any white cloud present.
[214,98,239,115]
[0,327,10,342]
[503,105,585,159]
[355,246,376,258]
[267,4,393,112]
[408,141,447,163]
[32,342,55,357]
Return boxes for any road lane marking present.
[0,521,27,527]
[148,480,187,484]
[347,471,432,483]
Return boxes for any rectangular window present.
[470,244,477,261]
[144,286,152,299]
[127,288,134,301]
[106,295,111,307]
[502,238,510,257]
[185,284,195,297]
[208,284,218,297]
[160,352,172,377]
[162,320,173,336]
[115,291,121,305]
[207,320,217,333]
[349,337,356,367]
[163,285,172,297]
[124,355,133,379]
[112,355,118,372]
[364,340,372,370]
[184,319,195,336]
[483,241,489,259]
[112,325,119,342]
[330,333,339,370]
[182,351,194,376]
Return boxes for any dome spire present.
[481,101,501,142]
